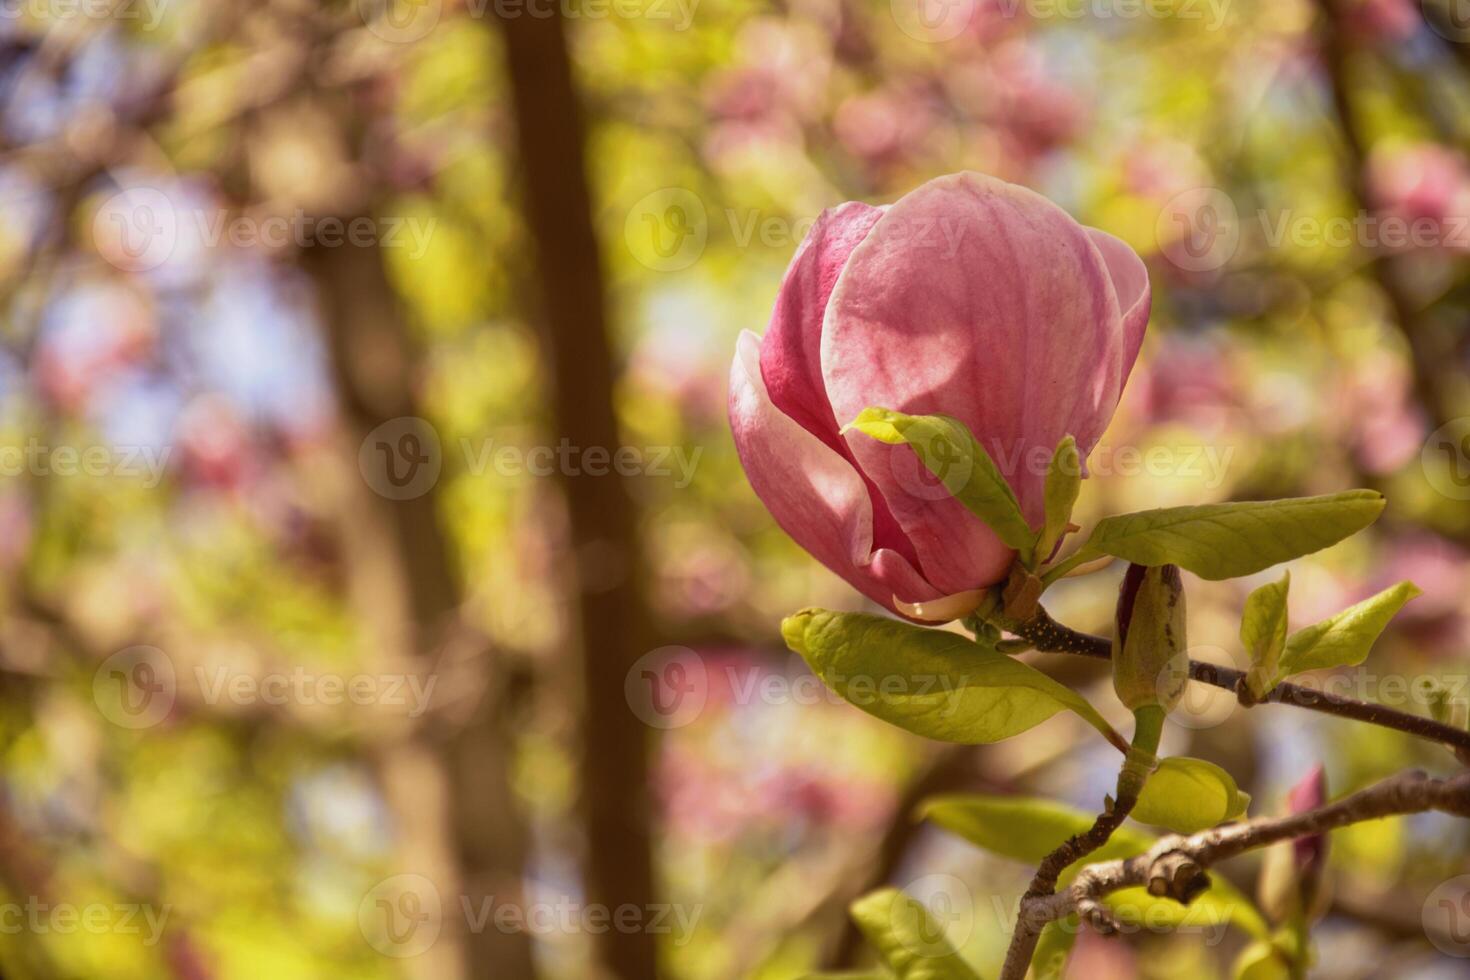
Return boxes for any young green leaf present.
[1276,581,1422,678]
[782,609,1121,747]
[919,794,1154,866]
[1131,756,1251,833]
[845,408,1035,559]
[1067,491,1385,580]
[1232,940,1292,980]
[1425,681,1468,729]
[848,888,982,980]
[1031,917,1078,980]
[1104,882,1270,943]
[1240,572,1291,701]
[1038,435,1081,561]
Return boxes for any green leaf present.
[1425,680,1468,729]
[1131,757,1251,833]
[1276,581,1422,678]
[919,794,1153,867]
[845,408,1035,558]
[1241,572,1291,701]
[1038,435,1081,561]
[1069,491,1385,580]
[1030,917,1078,980]
[782,609,1120,746]
[848,888,982,980]
[1233,940,1292,980]
[1104,881,1270,943]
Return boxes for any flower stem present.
[1000,706,1162,979]
[1006,605,1470,756]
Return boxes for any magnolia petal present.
[760,201,886,450]
[1087,227,1151,384]
[824,172,1124,593]
[893,588,988,623]
[729,331,941,614]
[758,202,919,564]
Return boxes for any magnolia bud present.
[1259,765,1331,924]
[1112,563,1189,712]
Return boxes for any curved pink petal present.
[760,201,885,447]
[1087,227,1151,384]
[758,201,918,565]
[822,172,1126,593]
[730,331,940,613]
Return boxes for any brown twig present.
[999,703,1164,976]
[999,792,1142,978]
[1013,769,1470,949]
[1008,607,1470,755]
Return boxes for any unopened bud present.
[1259,765,1331,924]
[1112,563,1189,712]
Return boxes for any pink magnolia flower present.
[728,172,1149,615]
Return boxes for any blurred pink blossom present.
[1343,0,1419,44]
[1367,142,1470,252]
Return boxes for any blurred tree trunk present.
[495,10,659,980]
[305,238,537,980]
